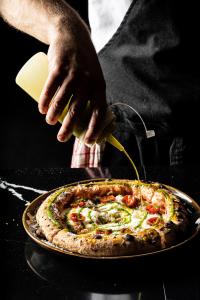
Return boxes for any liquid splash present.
[0,178,47,203]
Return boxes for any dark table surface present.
[1,166,200,300]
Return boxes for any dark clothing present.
[98,0,200,168]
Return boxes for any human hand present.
[38,13,107,145]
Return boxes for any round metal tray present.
[22,178,200,260]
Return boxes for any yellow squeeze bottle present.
[15,52,113,133]
[16,52,139,179]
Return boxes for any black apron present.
[97,0,200,169]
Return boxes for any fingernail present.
[40,108,48,114]
[38,104,48,114]
[84,138,96,146]
[46,116,56,125]
[57,133,71,142]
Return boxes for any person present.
[1,0,200,170]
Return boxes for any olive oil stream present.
[15,52,140,180]
[106,135,140,180]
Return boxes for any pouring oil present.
[16,52,140,180]
[107,135,140,180]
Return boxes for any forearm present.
[0,0,88,44]
[1,0,106,145]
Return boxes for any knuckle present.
[68,67,91,83]
[52,99,63,112]
[68,105,78,119]
[51,63,67,78]
[51,66,62,77]
[42,88,51,98]
[68,68,79,81]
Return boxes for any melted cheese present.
[130,209,147,229]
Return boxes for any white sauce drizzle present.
[0,178,47,203]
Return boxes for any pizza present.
[35,179,190,257]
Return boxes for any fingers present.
[83,91,107,145]
[57,80,92,142]
[45,73,75,125]
[39,66,107,144]
[38,67,63,115]
[38,37,107,145]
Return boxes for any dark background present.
[0,1,88,168]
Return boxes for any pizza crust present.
[35,180,190,257]
[36,198,60,242]
[51,228,162,256]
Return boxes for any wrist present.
[47,7,90,45]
